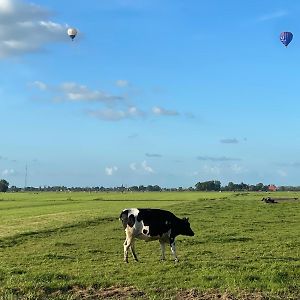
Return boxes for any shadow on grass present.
[0,217,116,249]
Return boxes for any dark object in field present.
[261,197,277,203]
[119,208,194,263]
[262,197,298,203]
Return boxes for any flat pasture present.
[0,192,299,299]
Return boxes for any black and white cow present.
[119,208,194,262]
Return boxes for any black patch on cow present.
[136,209,177,237]
[143,229,148,234]
[128,214,135,228]
[136,208,194,238]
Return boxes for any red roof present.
[268,185,277,191]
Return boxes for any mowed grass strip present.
[0,191,299,299]
[0,192,185,239]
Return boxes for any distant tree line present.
[1,178,300,193]
[277,186,300,191]
[195,180,300,192]
[7,184,165,193]
[222,182,269,192]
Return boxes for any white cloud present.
[2,168,15,176]
[194,163,246,178]
[0,0,14,13]
[202,164,221,175]
[31,80,185,122]
[88,106,145,121]
[257,10,288,22]
[105,166,118,176]
[142,160,154,173]
[129,163,137,171]
[60,82,123,103]
[152,106,179,116]
[0,0,68,58]
[129,161,155,174]
[31,80,125,105]
[116,80,130,88]
[32,80,48,90]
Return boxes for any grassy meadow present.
[0,191,299,299]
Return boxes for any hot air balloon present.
[67,28,77,41]
[280,32,293,47]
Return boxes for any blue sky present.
[1,0,300,188]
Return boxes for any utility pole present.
[24,164,28,190]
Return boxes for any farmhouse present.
[268,184,277,192]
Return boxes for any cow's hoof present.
[174,259,179,263]
[124,260,129,263]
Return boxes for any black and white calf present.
[119,208,194,262]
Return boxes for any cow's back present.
[120,208,177,237]
[136,208,176,224]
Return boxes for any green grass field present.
[0,191,299,299]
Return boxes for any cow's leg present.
[170,237,178,262]
[130,240,138,262]
[124,231,135,263]
[124,237,134,263]
[123,237,130,263]
[124,226,136,263]
[159,241,166,261]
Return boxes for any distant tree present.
[9,185,20,192]
[239,182,249,190]
[138,185,146,192]
[146,185,154,192]
[129,186,139,192]
[255,183,264,191]
[152,185,162,191]
[0,179,9,192]
[195,180,221,191]
[227,182,235,191]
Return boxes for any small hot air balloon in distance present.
[280,32,293,47]
[67,28,77,41]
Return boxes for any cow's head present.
[181,217,194,236]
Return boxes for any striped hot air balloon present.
[280,32,293,47]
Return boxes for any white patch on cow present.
[142,225,150,235]
[123,208,140,217]
[137,223,158,241]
